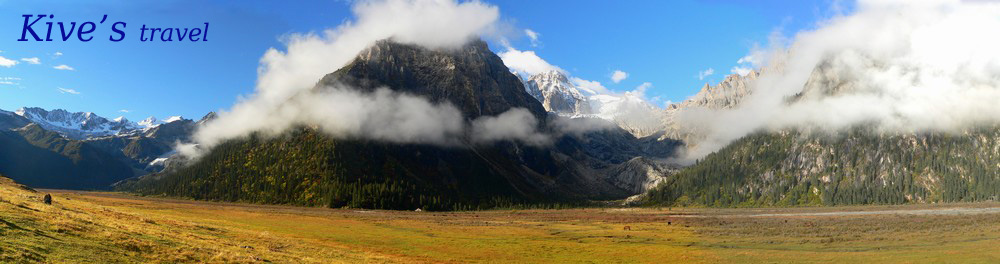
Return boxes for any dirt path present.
[724,207,1000,217]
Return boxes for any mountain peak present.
[138,116,159,128]
[163,116,184,123]
[680,71,758,110]
[322,38,547,120]
[523,70,590,115]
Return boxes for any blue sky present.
[0,0,847,121]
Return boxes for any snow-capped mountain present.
[13,107,185,140]
[519,70,666,137]
[137,116,184,129]
[523,70,592,115]
[586,92,665,137]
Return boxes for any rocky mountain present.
[523,70,592,115]
[117,39,681,210]
[658,71,761,150]
[642,128,1000,207]
[672,70,758,110]
[640,65,1000,207]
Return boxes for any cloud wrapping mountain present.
[680,0,1000,160]
[185,0,562,158]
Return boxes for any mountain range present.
[0,107,210,189]
[7,37,1000,210]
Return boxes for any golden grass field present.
[4,176,1000,263]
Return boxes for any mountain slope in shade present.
[0,109,30,130]
[0,106,208,189]
[0,124,137,189]
[119,39,681,210]
[87,116,202,170]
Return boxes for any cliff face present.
[322,39,547,121]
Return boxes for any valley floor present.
[4,182,1000,263]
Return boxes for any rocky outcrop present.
[674,70,758,110]
[523,70,592,115]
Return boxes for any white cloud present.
[470,108,549,146]
[20,57,40,64]
[498,48,562,76]
[611,70,628,83]
[736,55,757,65]
[570,77,610,95]
[53,52,63,57]
[679,0,1000,161]
[0,77,21,86]
[729,54,759,76]
[633,82,653,97]
[58,87,80,95]
[524,29,541,47]
[730,66,752,76]
[53,64,75,71]
[119,109,130,113]
[697,68,715,80]
[187,0,510,158]
[0,56,17,67]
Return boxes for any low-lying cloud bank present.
[679,0,1000,160]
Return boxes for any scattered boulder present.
[43,194,52,205]
[414,208,423,212]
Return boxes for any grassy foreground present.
[4,177,1000,263]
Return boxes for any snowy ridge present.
[12,107,185,140]
[518,71,666,137]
